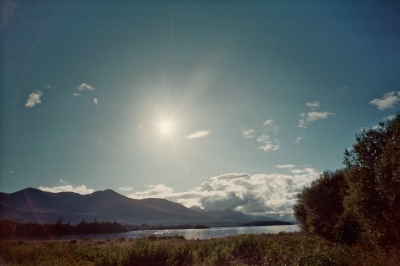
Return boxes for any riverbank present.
[1,232,399,265]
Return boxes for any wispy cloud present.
[25,90,43,108]
[369,91,400,110]
[128,169,319,215]
[298,102,334,128]
[94,98,98,106]
[77,83,94,91]
[298,111,334,128]
[276,164,296,169]
[186,130,211,139]
[73,93,81,97]
[118,186,133,191]
[385,115,396,121]
[263,119,279,132]
[242,129,255,139]
[257,134,280,151]
[306,101,320,109]
[263,119,274,125]
[295,136,302,143]
[38,184,94,194]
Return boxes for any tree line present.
[294,113,400,249]
[0,219,129,238]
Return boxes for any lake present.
[47,225,300,241]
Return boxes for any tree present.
[293,170,346,241]
[343,113,400,247]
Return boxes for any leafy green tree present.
[294,170,346,241]
[343,113,400,247]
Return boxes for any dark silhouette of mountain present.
[0,188,292,226]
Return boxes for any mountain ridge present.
[0,188,292,226]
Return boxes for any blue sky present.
[1,1,399,217]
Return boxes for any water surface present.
[48,224,300,241]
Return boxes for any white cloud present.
[38,185,94,194]
[119,186,133,191]
[257,134,280,151]
[385,115,396,121]
[299,102,334,128]
[298,111,334,128]
[128,169,319,215]
[77,83,94,91]
[306,101,320,109]
[73,93,81,97]
[94,98,98,106]
[369,91,400,110]
[263,119,274,125]
[186,130,211,139]
[276,164,296,169]
[263,119,279,132]
[25,90,43,108]
[129,184,173,198]
[295,136,302,143]
[242,129,255,139]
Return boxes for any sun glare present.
[160,121,173,134]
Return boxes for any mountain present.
[0,188,292,226]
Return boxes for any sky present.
[1,0,400,218]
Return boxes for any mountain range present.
[0,188,292,226]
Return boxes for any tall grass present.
[1,232,399,265]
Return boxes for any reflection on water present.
[47,225,300,241]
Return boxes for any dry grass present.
[1,232,399,265]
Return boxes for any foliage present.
[343,113,400,247]
[294,114,400,249]
[0,220,129,239]
[293,170,347,241]
[1,232,399,265]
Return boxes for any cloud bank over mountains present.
[37,167,319,216]
[127,168,319,215]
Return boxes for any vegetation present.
[0,219,129,239]
[1,232,399,265]
[294,114,400,249]
[0,220,210,239]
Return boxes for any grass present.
[1,232,399,265]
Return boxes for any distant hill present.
[0,188,293,226]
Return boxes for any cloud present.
[77,83,94,91]
[94,98,98,106]
[38,185,94,194]
[263,119,279,132]
[129,184,173,198]
[242,129,255,139]
[186,130,211,139]
[276,164,296,169]
[128,169,319,215]
[369,91,400,110]
[385,115,396,121]
[306,101,320,109]
[263,119,274,125]
[257,134,280,151]
[295,136,302,143]
[73,93,81,97]
[25,90,43,107]
[298,111,334,128]
[119,186,133,191]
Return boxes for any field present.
[1,232,399,265]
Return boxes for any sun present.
[160,120,173,134]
